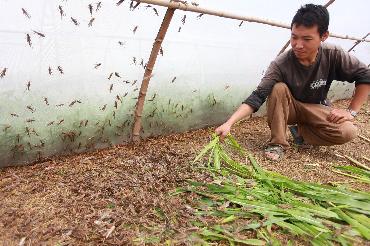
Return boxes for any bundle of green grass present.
[176,135,370,246]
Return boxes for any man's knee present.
[271,82,289,96]
[338,122,357,144]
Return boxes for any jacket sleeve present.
[335,47,370,85]
[242,61,283,112]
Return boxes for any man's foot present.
[289,125,303,144]
[289,125,312,149]
[264,145,284,161]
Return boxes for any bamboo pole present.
[132,8,175,142]
[348,32,370,52]
[329,33,370,42]
[323,0,336,7]
[277,0,336,56]
[277,41,290,56]
[134,0,370,43]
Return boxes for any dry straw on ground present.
[0,99,369,245]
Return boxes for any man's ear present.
[321,31,329,42]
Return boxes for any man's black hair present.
[291,4,329,37]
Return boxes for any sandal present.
[264,145,284,161]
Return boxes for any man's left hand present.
[327,108,354,124]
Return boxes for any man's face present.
[290,24,328,61]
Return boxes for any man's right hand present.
[214,104,254,140]
[215,122,232,140]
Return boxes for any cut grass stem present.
[188,134,370,245]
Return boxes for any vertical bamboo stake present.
[277,0,336,56]
[323,0,336,8]
[132,7,175,143]
[277,41,290,56]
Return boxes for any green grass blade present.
[199,228,265,245]
[335,166,370,177]
[193,136,219,164]
[188,134,370,245]
[213,145,221,170]
[334,209,370,240]
[226,134,246,156]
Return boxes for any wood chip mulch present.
[0,99,369,245]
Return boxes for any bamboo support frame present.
[277,0,336,56]
[132,8,175,142]
[134,0,370,43]
[348,32,370,52]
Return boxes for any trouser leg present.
[297,103,358,146]
[267,83,298,147]
[266,82,357,147]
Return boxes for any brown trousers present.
[267,83,357,147]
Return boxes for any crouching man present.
[215,4,370,161]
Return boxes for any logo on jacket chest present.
[310,79,327,89]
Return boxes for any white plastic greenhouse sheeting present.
[0,0,369,167]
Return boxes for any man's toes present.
[265,152,279,161]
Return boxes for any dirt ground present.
[0,99,369,245]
